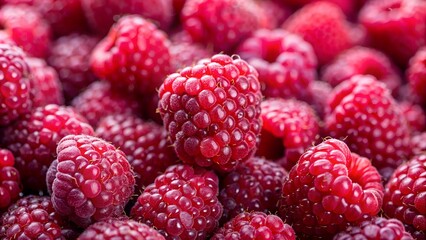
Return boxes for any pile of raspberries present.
[0,0,425,239]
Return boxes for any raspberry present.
[51,134,135,227]
[181,0,261,52]
[96,114,179,188]
[256,0,291,29]
[0,4,51,58]
[0,148,21,211]
[0,43,32,126]
[256,98,320,170]
[170,42,212,71]
[79,219,165,240]
[412,133,426,157]
[283,1,356,65]
[71,81,142,128]
[359,0,426,67]
[211,212,296,240]
[284,0,358,17]
[27,57,64,108]
[324,75,411,179]
[0,195,75,239]
[306,81,333,120]
[383,154,426,234]
[48,34,98,102]
[91,15,172,95]
[4,0,89,36]
[218,157,287,222]
[237,29,317,101]
[130,164,223,239]
[407,47,426,105]
[1,104,94,193]
[82,0,173,35]
[278,139,384,238]
[158,54,263,171]
[322,47,402,95]
[398,102,426,135]
[333,217,414,240]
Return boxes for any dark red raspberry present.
[256,98,320,171]
[306,80,333,120]
[322,47,402,95]
[237,29,317,101]
[359,0,426,67]
[48,34,98,103]
[211,212,296,240]
[51,134,135,228]
[79,218,165,240]
[412,133,426,157]
[0,43,32,126]
[130,164,223,239]
[1,104,94,193]
[91,15,172,95]
[4,0,88,36]
[27,57,63,108]
[333,217,414,240]
[383,154,426,235]
[96,114,179,188]
[170,42,212,71]
[0,4,51,58]
[181,0,261,52]
[283,1,356,65]
[82,0,173,35]
[71,81,142,128]
[218,157,287,222]
[325,75,411,179]
[407,47,426,106]
[158,54,263,171]
[0,195,75,239]
[0,148,21,211]
[398,102,426,135]
[278,139,384,238]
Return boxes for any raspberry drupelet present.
[278,139,384,239]
[50,134,135,228]
[130,164,223,239]
[211,211,296,240]
[91,15,172,95]
[158,54,263,171]
[0,43,32,126]
[0,148,21,211]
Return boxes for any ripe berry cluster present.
[0,0,425,239]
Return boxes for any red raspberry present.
[218,157,287,222]
[0,43,32,126]
[71,81,142,128]
[359,0,426,67]
[278,139,384,238]
[237,29,317,101]
[170,42,212,71]
[407,47,426,106]
[79,219,165,240]
[306,80,333,120]
[283,1,356,65]
[0,148,21,211]
[181,0,261,52]
[211,212,296,240]
[96,114,179,188]
[333,217,414,240]
[0,195,75,239]
[4,0,88,36]
[1,104,94,193]
[130,164,223,239]
[398,102,426,135]
[51,134,135,227]
[82,0,173,35]
[0,4,51,58]
[325,75,411,179]
[27,57,63,108]
[48,34,98,102]
[322,47,402,95]
[383,154,426,235]
[412,133,426,157]
[158,54,263,171]
[91,15,172,95]
[256,98,320,170]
